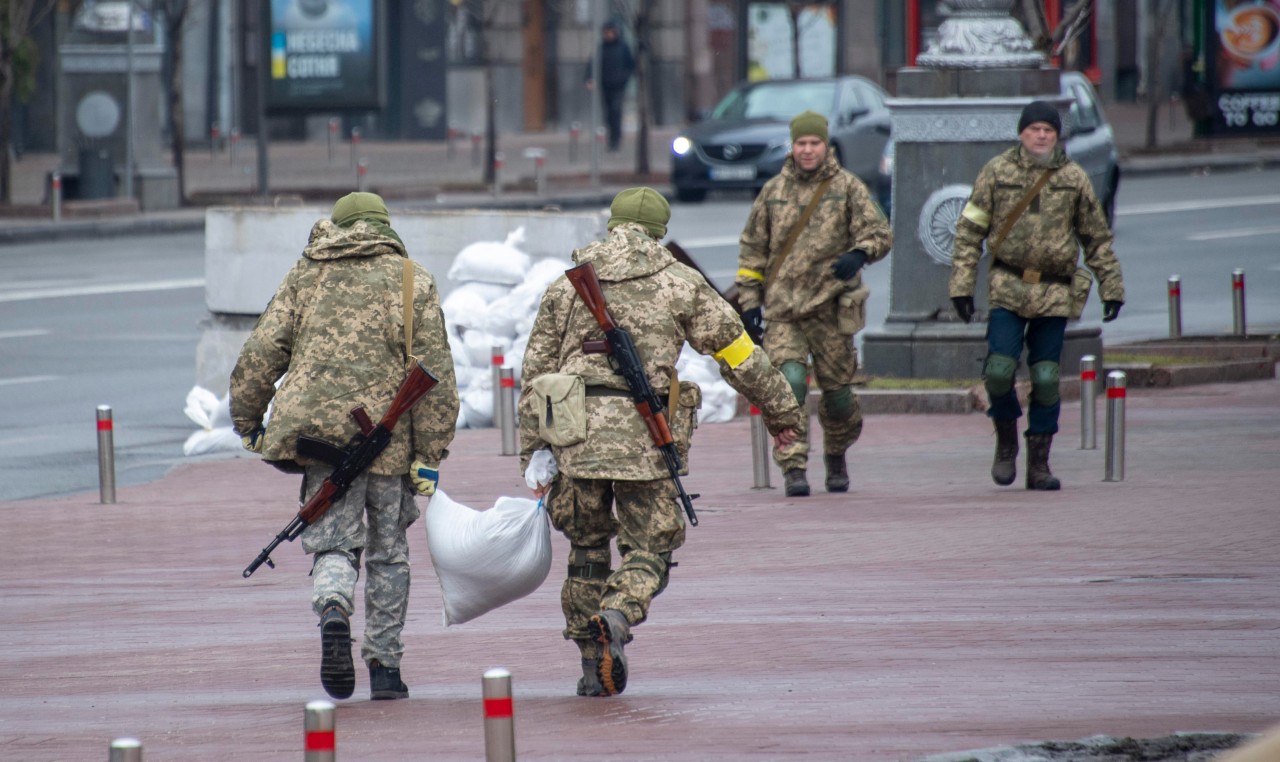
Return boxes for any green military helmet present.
[331,191,390,228]
[608,187,670,240]
[790,110,828,143]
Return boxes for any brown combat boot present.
[1025,433,1062,491]
[784,468,810,497]
[824,453,849,492]
[991,419,1019,486]
[588,610,632,696]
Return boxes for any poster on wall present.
[265,0,383,113]
[746,3,836,81]
[1206,0,1280,134]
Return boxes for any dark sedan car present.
[670,77,892,203]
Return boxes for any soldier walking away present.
[949,100,1125,490]
[230,192,460,700]
[584,20,634,152]
[519,187,803,696]
[735,110,892,497]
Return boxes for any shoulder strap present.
[767,176,834,283]
[402,259,418,369]
[989,167,1057,258]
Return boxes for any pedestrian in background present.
[519,187,802,697]
[584,20,634,153]
[949,100,1125,490]
[735,110,892,498]
[230,192,460,701]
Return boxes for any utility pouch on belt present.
[668,381,703,473]
[530,373,587,447]
[836,285,871,335]
[1068,266,1093,320]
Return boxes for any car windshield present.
[711,81,838,121]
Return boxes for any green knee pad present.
[820,386,855,419]
[983,353,1019,398]
[780,361,809,405]
[1029,360,1061,406]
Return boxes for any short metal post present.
[327,118,339,163]
[109,737,142,762]
[471,130,482,167]
[304,700,336,762]
[492,152,504,197]
[51,171,62,223]
[749,405,771,489]
[446,125,458,162]
[490,345,504,427]
[482,668,516,762]
[97,405,116,504]
[356,158,368,191]
[524,148,547,196]
[499,368,517,456]
[1103,370,1127,482]
[350,127,362,168]
[1079,354,1097,450]
[210,121,220,157]
[569,121,581,162]
[1167,275,1182,338]
[229,127,241,165]
[1232,269,1247,336]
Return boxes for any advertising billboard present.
[1206,0,1280,134]
[265,0,384,113]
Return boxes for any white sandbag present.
[183,427,243,456]
[462,330,504,369]
[443,283,507,332]
[460,377,494,429]
[447,228,531,286]
[425,489,552,626]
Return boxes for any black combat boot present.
[823,453,849,492]
[1025,433,1062,491]
[784,468,810,497]
[577,659,605,697]
[587,609,632,696]
[991,419,1019,486]
[319,604,355,700]
[369,660,409,700]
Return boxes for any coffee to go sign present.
[1207,0,1280,134]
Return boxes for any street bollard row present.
[749,406,771,489]
[97,405,116,504]
[1165,270,1250,339]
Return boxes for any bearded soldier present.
[231,192,459,700]
[735,110,892,497]
[950,100,1125,490]
[519,187,803,697]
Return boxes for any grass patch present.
[862,377,980,390]
[1106,352,1219,367]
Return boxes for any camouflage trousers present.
[300,466,421,669]
[546,476,684,647]
[763,306,864,473]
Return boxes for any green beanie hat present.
[790,110,828,143]
[608,187,671,239]
[331,191,390,228]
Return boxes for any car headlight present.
[671,136,692,155]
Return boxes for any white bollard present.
[490,345,504,427]
[523,147,547,196]
[304,700,336,762]
[328,118,339,163]
[499,368,517,456]
[1103,370,1127,482]
[109,737,142,762]
[749,405,771,488]
[51,171,62,223]
[569,122,582,162]
[356,158,368,192]
[1079,355,1097,450]
[482,668,516,762]
[350,127,362,168]
[1232,269,1247,336]
[1167,275,1182,339]
[97,405,116,504]
[492,152,505,197]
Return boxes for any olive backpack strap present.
[402,258,418,369]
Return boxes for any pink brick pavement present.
[3,378,1278,761]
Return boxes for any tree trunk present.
[0,73,12,205]
[1144,0,1174,150]
[166,15,188,204]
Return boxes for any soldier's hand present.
[1102,300,1123,322]
[741,307,765,343]
[410,459,439,496]
[240,425,265,453]
[951,296,975,324]
[773,427,797,448]
[832,250,869,280]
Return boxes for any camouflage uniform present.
[230,216,459,671]
[735,151,892,475]
[519,217,803,681]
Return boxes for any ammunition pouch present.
[530,373,587,447]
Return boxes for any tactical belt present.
[584,386,631,398]
[567,562,613,580]
[993,259,1072,286]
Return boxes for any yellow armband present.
[961,202,991,230]
[736,267,765,282]
[712,331,755,370]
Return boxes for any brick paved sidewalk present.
[3,378,1277,761]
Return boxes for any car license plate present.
[710,166,756,181]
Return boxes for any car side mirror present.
[843,106,869,124]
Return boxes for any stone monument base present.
[862,322,1102,381]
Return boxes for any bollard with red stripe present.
[1079,355,1097,450]
[749,405,771,488]
[304,700,336,762]
[356,159,368,192]
[482,668,515,762]
[97,405,116,504]
[1103,370,1127,482]
[1167,275,1182,338]
[350,127,362,168]
[229,127,241,166]
[109,737,142,762]
[569,121,582,162]
[499,368,517,456]
[1231,269,1246,337]
[51,171,62,223]
[490,345,504,430]
[328,118,339,163]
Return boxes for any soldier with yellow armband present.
[519,187,804,697]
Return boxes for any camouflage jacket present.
[735,152,892,321]
[949,145,1125,318]
[519,222,804,481]
[229,219,459,475]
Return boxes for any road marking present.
[0,278,204,303]
[0,375,59,387]
[1185,225,1280,242]
[0,329,50,340]
[671,235,740,249]
[1121,194,1280,216]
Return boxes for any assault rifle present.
[242,361,440,578]
[565,261,700,526]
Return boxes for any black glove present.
[741,307,764,343]
[952,296,975,324]
[1102,300,1123,322]
[832,250,869,281]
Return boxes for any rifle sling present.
[402,259,417,368]
[988,167,1058,259]
[766,176,833,284]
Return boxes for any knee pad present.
[780,361,809,405]
[983,353,1019,398]
[1029,361,1061,406]
[820,386,855,419]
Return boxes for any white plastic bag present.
[425,489,553,626]
[524,449,558,490]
